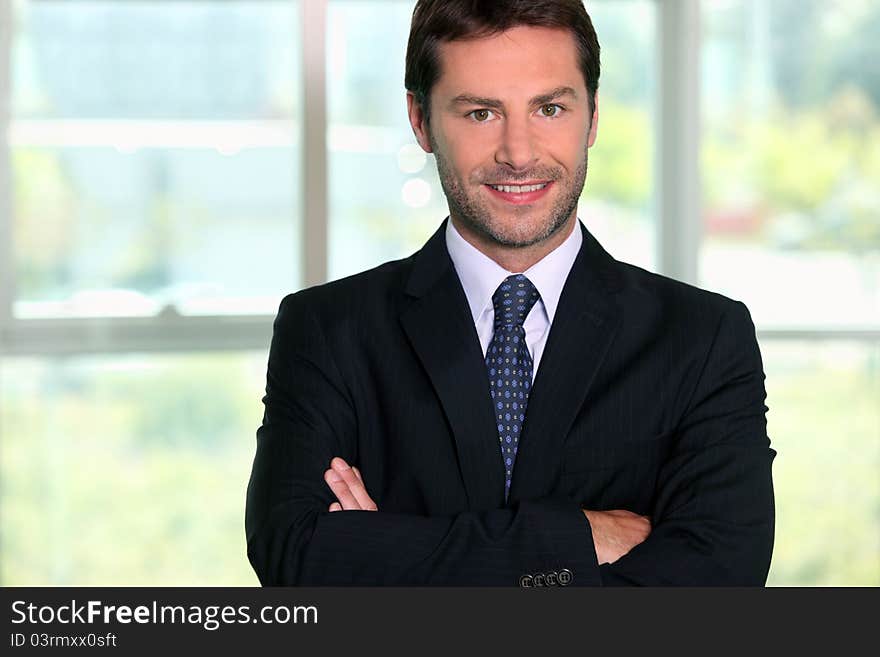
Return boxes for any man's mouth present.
[486,182,550,193]
[484,181,554,205]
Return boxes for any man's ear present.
[587,90,599,148]
[407,92,434,153]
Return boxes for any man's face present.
[408,25,598,250]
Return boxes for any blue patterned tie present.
[485,274,541,500]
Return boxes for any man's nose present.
[494,115,538,172]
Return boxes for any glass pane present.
[326,0,437,280]
[581,1,656,269]
[9,0,302,318]
[762,339,880,586]
[327,0,656,281]
[0,352,266,585]
[701,0,880,327]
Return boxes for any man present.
[245,0,776,586]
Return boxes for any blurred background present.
[0,0,877,585]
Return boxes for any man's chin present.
[480,221,561,249]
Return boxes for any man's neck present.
[449,214,578,273]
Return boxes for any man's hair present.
[405,0,600,125]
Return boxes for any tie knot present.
[492,274,540,329]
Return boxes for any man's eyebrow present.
[448,86,578,110]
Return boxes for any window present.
[701,0,880,328]
[1,0,877,586]
[9,0,302,319]
[1,0,302,585]
[701,0,880,584]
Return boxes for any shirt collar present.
[445,216,583,325]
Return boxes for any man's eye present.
[468,109,495,122]
[541,104,564,118]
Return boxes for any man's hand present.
[582,509,651,565]
[324,457,378,512]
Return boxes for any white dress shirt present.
[445,217,583,382]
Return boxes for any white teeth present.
[490,183,548,194]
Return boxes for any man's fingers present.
[322,457,377,511]
[328,502,342,512]
[332,458,377,510]
[324,468,362,510]
[328,457,377,511]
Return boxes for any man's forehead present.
[432,26,584,99]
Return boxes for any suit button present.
[519,574,533,588]
[533,573,546,587]
[546,571,558,586]
[558,569,573,586]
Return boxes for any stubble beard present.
[430,131,588,249]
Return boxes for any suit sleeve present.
[596,300,777,586]
[245,293,600,586]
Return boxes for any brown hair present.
[405,0,600,124]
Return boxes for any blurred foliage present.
[768,0,880,110]
[585,99,652,210]
[702,0,880,253]
[704,99,878,208]
[763,342,880,585]
[0,354,265,585]
[11,149,77,297]
[702,89,880,251]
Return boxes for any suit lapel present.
[399,220,505,510]
[508,222,624,504]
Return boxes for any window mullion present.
[1,316,275,357]
[0,0,14,329]
[656,0,701,287]
[757,328,880,342]
[301,0,328,287]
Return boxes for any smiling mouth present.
[483,181,554,206]
[486,182,550,193]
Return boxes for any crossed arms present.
[324,457,651,568]
[245,293,776,586]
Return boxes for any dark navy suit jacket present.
[245,219,776,585]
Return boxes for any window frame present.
[1,0,12,332]
[0,0,878,358]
